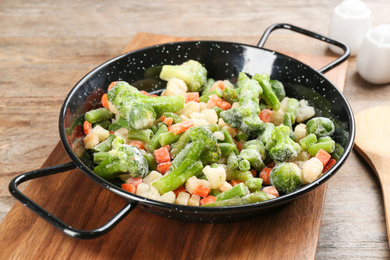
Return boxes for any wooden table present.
[1,0,389,258]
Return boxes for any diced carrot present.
[323,158,336,173]
[108,81,117,91]
[121,183,136,194]
[259,167,273,185]
[150,94,158,97]
[208,80,226,92]
[200,195,216,205]
[231,180,244,187]
[157,161,171,175]
[163,117,174,127]
[160,115,166,121]
[126,177,143,187]
[173,186,187,196]
[109,131,115,135]
[266,162,275,168]
[168,120,194,135]
[192,184,211,197]
[250,169,257,177]
[83,120,92,135]
[154,146,171,164]
[315,149,332,167]
[207,94,232,110]
[262,186,279,197]
[259,109,273,123]
[129,140,145,150]
[185,92,200,103]
[140,90,150,96]
[101,94,109,108]
[234,140,245,152]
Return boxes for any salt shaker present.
[328,0,372,56]
[357,24,390,85]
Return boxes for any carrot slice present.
[140,90,150,96]
[200,195,216,205]
[185,92,200,103]
[259,109,273,123]
[83,120,92,135]
[173,186,187,196]
[259,167,272,185]
[121,183,136,194]
[230,180,244,187]
[208,80,225,92]
[126,177,143,187]
[157,161,171,175]
[163,117,174,127]
[168,120,194,135]
[192,184,211,197]
[315,149,331,167]
[323,158,336,173]
[154,146,171,164]
[101,94,109,108]
[129,140,145,150]
[262,186,279,197]
[207,94,231,110]
[108,81,117,91]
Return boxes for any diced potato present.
[143,170,163,185]
[294,123,307,142]
[219,181,233,192]
[185,176,199,194]
[199,102,208,111]
[223,80,235,89]
[83,132,99,149]
[302,157,324,184]
[218,118,228,128]
[191,118,210,127]
[136,183,150,197]
[114,127,128,141]
[175,191,190,205]
[231,102,240,109]
[198,179,211,189]
[161,191,176,204]
[161,78,187,97]
[176,101,200,117]
[93,125,110,142]
[296,99,316,123]
[149,187,161,201]
[180,114,191,121]
[201,109,218,124]
[202,165,226,189]
[107,100,119,115]
[188,194,201,206]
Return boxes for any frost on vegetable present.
[269,162,303,194]
[268,125,302,162]
[160,60,207,92]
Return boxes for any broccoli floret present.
[107,81,185,129]
[220,72,265,136]
[268,125,301,162]
[94,136,149,180]
[159,60,207,92]
[190,127,221,163]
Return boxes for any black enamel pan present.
[9,23,354,239]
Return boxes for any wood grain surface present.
[1,0,390,259]
[0,32,346,260]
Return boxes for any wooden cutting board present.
[0,33,348,259]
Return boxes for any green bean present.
[245,177,263,192]
[240,149,265,171]
[299,133,317,151]
[85,108,113,124]
[307,139,335,156]
[171,142,193,170]
[216,183,249,201]
[143,153,157,171]
[238,159,251,171]
[226,170,253,181]
[158,131,182,147]
[170,127,192,158]
[221,127,239,154]
[147,124,168,152]
[93,151,109,164]
[227,152,239,170]
[162,112,183,124]
[253,73,281,111]
[127,129,154,142]
[219,143,236,156]
[91,134,115,152]
[332,143,344,161]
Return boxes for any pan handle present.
[257,23,350,74]
[9,162,137,239]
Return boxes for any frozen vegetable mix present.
[78,59,342,207]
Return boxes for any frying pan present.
[9,24,355,239]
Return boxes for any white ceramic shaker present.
[357,24,390,84]
[328,0,372,56]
